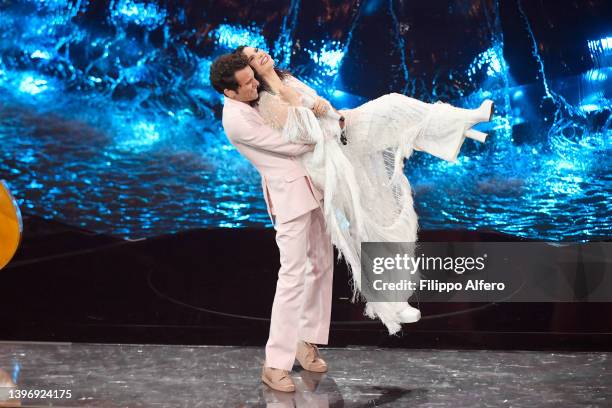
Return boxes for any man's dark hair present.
[209,52,250,94]
[234,45,291,95]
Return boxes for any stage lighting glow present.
[18,75,49,95]
[32,0,70,9]
[272,0,300,67]
[517,0,553,98]
[116,121,161,151]
[212,24,267,51]
[588,36,612,56]
[307,41,344,76]
[12,362,20,384]
[468,47,504,78]
[585,69,608,82]
[30,50,51,60]
[580,103,601,112]
[27,180,44,189]
[111,0,167,29]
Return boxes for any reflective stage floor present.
[0,341,610,407]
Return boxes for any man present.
[209,52,334,393]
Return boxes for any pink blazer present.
[222,97,324,225]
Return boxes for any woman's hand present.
[311,97,330,117]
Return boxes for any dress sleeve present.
[283,75,318,98]
[258,91,324,144]
[258,90,327,163]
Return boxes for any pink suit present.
[222,97,334,370]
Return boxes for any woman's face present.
[242,47,275,75]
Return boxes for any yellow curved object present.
[0,180,22,270]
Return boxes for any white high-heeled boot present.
[397,304,421,323]
[467,99,495,123]
[464,100,494,143]
[465,128,488,143]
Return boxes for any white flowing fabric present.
[257,75,484,335]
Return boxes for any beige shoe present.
[295,340,328,373]
[261,365,295,392]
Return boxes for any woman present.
[236,45,493,335]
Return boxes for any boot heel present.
[479,99,494,122]
[465,128,488,143]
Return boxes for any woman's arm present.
[283,75,343,126]
[278,84,332,119]
[258,90,324,146]
[278,84,302,107]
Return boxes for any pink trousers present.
[265,206,334,370]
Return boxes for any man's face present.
[226,65,259,102]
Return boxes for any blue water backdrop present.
[0,0,609,241]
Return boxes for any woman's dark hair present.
[234,45,292,96]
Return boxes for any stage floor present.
[0,341,610,407]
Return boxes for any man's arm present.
[224,108,315,157]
